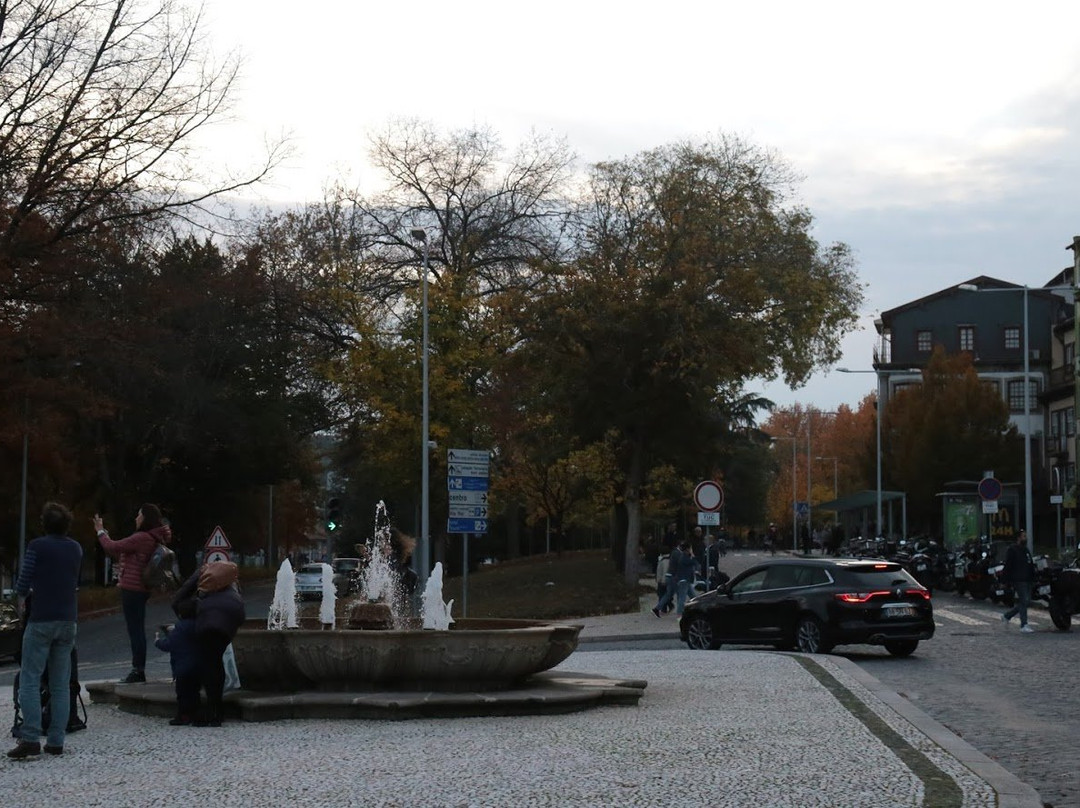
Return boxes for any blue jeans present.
[18,621,77,746]
[1004,581,1032,626]
[121,588,150,670]
[656,578,691,615]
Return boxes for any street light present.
[958,282,1041,552]
[816,456,838,499]
[838,367,919,538]
[409,228,431,589]
[770,435,798,552]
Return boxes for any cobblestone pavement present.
[628,550,1079,808]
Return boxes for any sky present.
[196,0,1080,414]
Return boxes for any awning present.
[813,490,906,512]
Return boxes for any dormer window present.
[916,330,932,352]
[1004,327,1020,350]
[959,325,975,352]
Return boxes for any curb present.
[831,656,1044,808]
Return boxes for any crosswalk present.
[934,606,1041,629]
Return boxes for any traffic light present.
[325,497,342,533]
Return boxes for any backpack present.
[142,543,180,591]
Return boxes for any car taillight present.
[835,590,892,603]
[906,588,931,601]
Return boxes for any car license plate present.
[882,604,916,618]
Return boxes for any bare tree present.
[0,0,283,263]
[339,118,577,298]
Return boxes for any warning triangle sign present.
[205,526,231,549]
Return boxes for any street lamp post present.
[816,456,838,499]
[410,228,431,589]
[18,394,28,573]
[958,283,1042,552]
[771,435,798,552]
[838,367,919,538]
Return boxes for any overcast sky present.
[198,0,1080,414]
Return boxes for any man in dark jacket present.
[1001,530,1036,633]
[8,502,82,760]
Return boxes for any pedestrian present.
[94,503,172,683]
[172,560,246,726]
[8,502,83,760]
[800,522,812,555]
[1001,530,1036,633]
[154,598,200,725]
[653,540,697,617]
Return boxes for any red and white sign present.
[693,480,724,512]
[204,526,231,562]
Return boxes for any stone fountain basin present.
[232,617,583,693]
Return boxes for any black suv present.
[679,558,934,657]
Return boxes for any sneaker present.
[119,670,146,684]
[43,745,63,756]
[1001,613,1011,624]
[1020,625,1035,634]
[169,716,194,726]
[651,607,661,618]
[7,740,41,760]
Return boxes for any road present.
[3,554,1076,806]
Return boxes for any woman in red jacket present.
[93,504,171,683]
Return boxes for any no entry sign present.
[693,480,724,512]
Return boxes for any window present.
[916,330,932,352]
[958,326,975,352]
[1004,327,1020,350]
[731,569,768,595]
[1007,379,1038,411]
[1069,406,1076,437]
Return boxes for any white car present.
[295,563,328,599]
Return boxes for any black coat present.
[1003,542,1034,584]
[173,570,246,640]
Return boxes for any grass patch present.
[440,549,644,620]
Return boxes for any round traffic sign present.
[977,476,1002,501]
[693,480,724,512]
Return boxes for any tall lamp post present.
[771,435,798,551]
[410,228,431,588]
[838,367,919,538]
[816,456,838,499]
[958,283,1041,552]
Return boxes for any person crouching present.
[154,599,199,726]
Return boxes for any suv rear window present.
[840,564,917,589]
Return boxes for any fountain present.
[89,502,645,720]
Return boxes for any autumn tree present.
[885,348,1021,532]
[500,136,864,583]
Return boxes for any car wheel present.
[795,616,833,654]
[884,640,919,657]
[685,617,721,650]
[1049,597,1072,631]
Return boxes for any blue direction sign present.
[448,490,488,505]
[447,462,489,478]
[449,505,489,519]
[448,449,489,464]
[448,476,489,491]
[448,518,488,534]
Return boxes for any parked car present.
[679,558,934,657]
[331,557,362,597]
[294,563,329,599]
[0,600,21,661]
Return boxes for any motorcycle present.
[1035,552,1080,631]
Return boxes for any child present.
[154,598,199,726]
